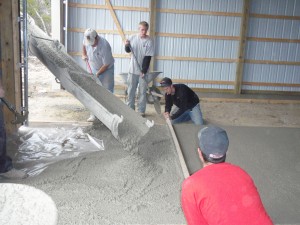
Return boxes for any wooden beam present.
[251,13,300,21]
[69,52,237,63]
[0,0,19,133]
[200,97,300,104]
[156,56,237,63]
[242,81,300,87]
[156,32,239,41]
[11,0,21,120]
[157,8,242,17]
[193,88,234,94]
[69,28,299,43]
[242,89,300,96]
[68,2,300,21]
[164,79,234,86]
[149,0,157,72]
[234,0,250,94]
[245,59,300,66]
[69,52,300,66]
[247,37,300,43]
[105,0,126,42]
[68,52,130,59]
[68,28,136,36]
[68,2,149,12]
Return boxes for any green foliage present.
[25,0,51,34]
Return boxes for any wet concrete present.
[173,124,300,224]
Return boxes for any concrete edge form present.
[166,119,190,179]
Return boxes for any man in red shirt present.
[181,126,273,225]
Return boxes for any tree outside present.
[26,0,51,35]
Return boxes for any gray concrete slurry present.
[173,124,300,224]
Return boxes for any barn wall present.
[64,0,300,94]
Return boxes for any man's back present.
[181,162,273,225]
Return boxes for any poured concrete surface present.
[173,124,300,224]
[0,183,58,225]
[5,123,186,225]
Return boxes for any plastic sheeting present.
[15,126,104,177]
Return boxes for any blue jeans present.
[127,73,147,113]
[0,106,13,173]
[92,65,114,93]
[171,103,204,125]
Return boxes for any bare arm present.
[96,64,110,77]
[82,45,88,60]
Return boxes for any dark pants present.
[0,106,13,173]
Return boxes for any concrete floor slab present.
[173,124,300,224]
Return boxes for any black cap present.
[198,126,229,161]
[160,77,172,87]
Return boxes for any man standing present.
[82,28,115,122]
[0,81,27,179]
[181,126,273,225]
[160,77,203,125]
[124,21,154,117]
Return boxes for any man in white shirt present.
[124,21,155,117]
[82,28,115,122]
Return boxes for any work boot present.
[87,115,96,122]
[0,168,28,179]
[139,112,145,118]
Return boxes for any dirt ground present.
[28,56,300,128]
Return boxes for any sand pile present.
[13,123,185,224]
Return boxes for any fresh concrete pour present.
[12,123,186,224]
[20,17,186,224]
[27,16,153,151]
[2,15,297,225]
[173,124,300,224]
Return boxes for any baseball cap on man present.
[198,126,229,161]
[160,77,172,87]
[84,28,97,46]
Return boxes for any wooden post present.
[0,0,21,133]
[105,0,126,42]
[149,0,157,72]
[12,0,22,120]
[234,0,250,94]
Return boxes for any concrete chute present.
[27,18,153,146]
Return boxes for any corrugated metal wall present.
[65,0,300,93]
[155,0,242,90]
[244,0,300,92]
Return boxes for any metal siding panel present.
[246,41,300,62]
[296,43,300,60]
[197,39,206,58]
[295,0,300,16]
[290,20,300,39]
[184,0,194,10]
[121,10,129,31]
[67,0,298,92]
[164,61,174,78]
[243,64,300,92]
[251,0,300,16]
